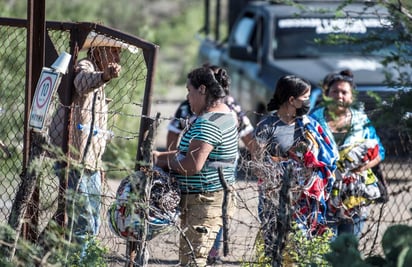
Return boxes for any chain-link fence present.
[1,16,411,267]
[0,18,159,266]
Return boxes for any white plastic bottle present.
[77,123,114,140]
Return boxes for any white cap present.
[82,31,139,54]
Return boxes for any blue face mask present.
[296,99,311,116]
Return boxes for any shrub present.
[0,223,109,267]
[324,224,412,267]
[242,225,332,267]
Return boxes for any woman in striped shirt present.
[154,65,239,266]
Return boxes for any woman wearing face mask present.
[311,69,385,238]
[249,75,338,264]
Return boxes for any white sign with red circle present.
[29,67,61,131]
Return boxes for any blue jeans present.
[208,227,223,258]
[328,213,365,240]
[337,214,364,238]
[67,169,102,248]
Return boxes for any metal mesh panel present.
[43,28,150,261]
[0,25,26,222]
[0,19,156,266]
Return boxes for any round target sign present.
[29,68,60,131]
[35,76,54,109]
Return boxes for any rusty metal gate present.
[0,16,158,266]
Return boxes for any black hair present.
[187,65,230,108]
[322,72,337,91]
[325,69,356,95]
[267,75,311,111]
[203,63,231,95]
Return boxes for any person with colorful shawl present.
[311,69,386,238]
[249,75,338,265]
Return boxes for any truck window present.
[273,17,401,59]
[233,16,255,46]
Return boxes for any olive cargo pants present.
[179,190,235,266]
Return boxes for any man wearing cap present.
[67,36,122,256]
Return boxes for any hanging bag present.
[108,167,180,240]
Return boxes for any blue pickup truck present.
[198,0,409,124]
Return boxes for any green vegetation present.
[0,222,109,266]
[241,231,271,267]
[153,1,204,88]
[325,225,412,267]
[242,224,412,266]
[242,226,332,267]
[284,228,332,266]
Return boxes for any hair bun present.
[340,69,354,78]
[215,68,230,89]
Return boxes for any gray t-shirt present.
[254,113,303,157]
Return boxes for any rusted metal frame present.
[126,29,159,267]
[49,25,79,231]
[22,0,46,243]
[0,19,157,54]
[44,22,160,266]
[0,2,52,257]
[58,22,159,266]
[1,15,159,263]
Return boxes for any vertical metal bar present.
[215,0,221,41]
[205,0,210,36]
[135,47,158,166]
[218,167,230,256]
[24,0,45,167]
[52,27,78,229]
[23,0,45,241]
[127,43,159,267]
